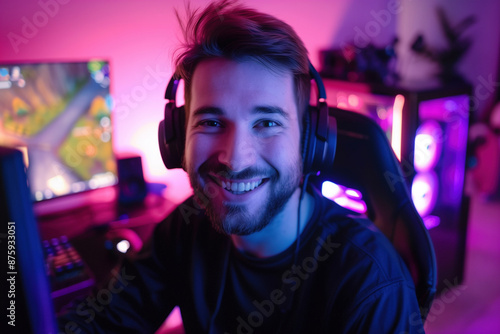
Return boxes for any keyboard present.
[42,235,94,311]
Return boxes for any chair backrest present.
[312,107,437,321]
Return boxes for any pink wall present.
[0,0,388,194]
[1,0,497,200]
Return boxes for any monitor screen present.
[0,60,117,202]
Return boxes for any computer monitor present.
[0,147,58,334]
[0,60,117,207]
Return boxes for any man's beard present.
[186,158,302,236]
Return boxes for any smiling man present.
[58,1,425,333]
[185,58,309,253]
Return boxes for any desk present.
[35,185,179,313]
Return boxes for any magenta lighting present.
[321,79,470,237]
[422,215,441,230]
[317,78,471,293]
[410,94,469,232]
[321,181,367,214]
[414,120,443,172]
[411,171,439,217]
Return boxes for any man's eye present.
[257,120,279,128]
[199,120,222,127]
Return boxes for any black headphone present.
[158,61,336,176]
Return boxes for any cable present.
[294,173,310,269]
[277,173,311,332]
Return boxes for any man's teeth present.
[221,179,263,192]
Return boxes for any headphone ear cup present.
[323,110,337,171]
[303,105,323,175]
[158,103,185,170]
[302,103,337,175]
[301,108,313,174]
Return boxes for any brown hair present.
[174,0,310,121]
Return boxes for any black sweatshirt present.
[58,186,424,333]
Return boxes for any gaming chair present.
[311,107,437,320]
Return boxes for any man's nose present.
[218,127,257,172]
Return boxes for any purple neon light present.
[321,181,367,213]
[411,172,439,217]
[321,181,342,198]
[50,277,95,299]
[334,195,367,213]
[423,215,441,230]
[414,120,443,172]
[345,188,362,199]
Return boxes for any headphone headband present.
[308,61,326,101]
[165,62,326,105]
[165,73,181,101]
